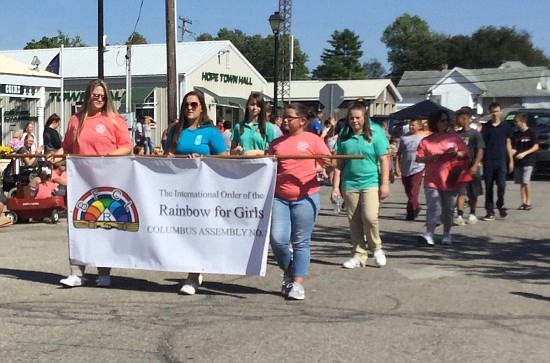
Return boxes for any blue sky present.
[1,1,549,73]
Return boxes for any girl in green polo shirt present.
[332,103,390,269]
[230,92,275,156]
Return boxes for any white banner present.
[66,156,276,276]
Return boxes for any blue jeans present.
[270,192,320,278]
[483,159,507,214]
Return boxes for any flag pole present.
[60,44,65,134]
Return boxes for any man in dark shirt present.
[455,107,485,225]
[511,112,539,210]
[480,102,514,220]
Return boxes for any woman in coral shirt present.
[268,103,331,300]
[416,109,468,246]
[56,79,132,288]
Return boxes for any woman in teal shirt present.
[165,90,227,295]
[230,92,275,155]
[332,103,390,269]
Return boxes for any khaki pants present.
[343,187,382,265]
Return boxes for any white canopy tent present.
[0,54,61,147]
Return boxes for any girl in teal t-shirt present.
[331,103,390,269]
[230,92,275,155]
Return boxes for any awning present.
[132,87,154,104]
[226,96,247,110]
[194,86,238,108]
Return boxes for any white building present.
[397,62,550,114]
[1,41,268,147]
[267,79,402,119]
[0,54,60,146]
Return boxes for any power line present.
[130,0,145,37]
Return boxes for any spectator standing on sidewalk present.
[511,112,539,210]
[396,117,426,220]
[331,102,390,268]
[454,107,485,226]
[480,102,514,221]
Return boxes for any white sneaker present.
[60,275,84,287]
[96,275,111,287]
[419,232,435,246]
[373,250,387,267]
[442,233,453,245]
[468,214,478,224]
[342,257,362,269]
[453,215,466,226]
[287,282,305,300]
[179,274,203,295]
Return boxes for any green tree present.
[381,14,447,77]
[24,30,86,49]
[196,28,309,81]
[126,31,148,45]
[469,26,550,68]
[442,35,475,68]
[313,29,365,80]
[363,59,386,79]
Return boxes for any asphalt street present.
[0,178,549,362]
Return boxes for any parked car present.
[505,109,550,174]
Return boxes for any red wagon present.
[5,195,66,224]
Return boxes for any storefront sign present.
[202,72,253,85]
[0,84,24,95]
[49,90,125,102]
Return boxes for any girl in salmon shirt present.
[416,109,468,246]
[268,103,331,300]
[56,79,132,288]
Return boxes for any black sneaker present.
[499,208,508,218]
[483,214,495,221]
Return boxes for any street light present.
[269,11,283,116]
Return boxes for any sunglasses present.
[184,102,200,109]
[92,93,106,101]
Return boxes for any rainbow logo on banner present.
[72,187,139,232]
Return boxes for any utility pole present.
[98,0,104,79]
[165,0,178,123]
[178,16,195,42]
[125,45,132,114]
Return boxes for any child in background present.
[35,168,58,199]
[511,112,539,210]
[152,146,163,155]
[133,145,145,155]
[389,135,400,183]
[8,129,24,151]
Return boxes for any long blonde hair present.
[74,79,119,148]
